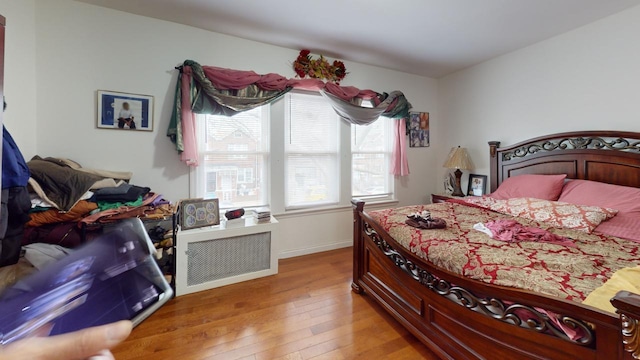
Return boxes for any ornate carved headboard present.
[488,131,640,193]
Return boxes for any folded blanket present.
[583,266,640,314]
[92,184,150,203]
[28,156,104,211]
[27,156,135,211]
[51,157,132,181]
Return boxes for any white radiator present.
[175,217,278,296]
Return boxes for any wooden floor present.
[112,247,439,359]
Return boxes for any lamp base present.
[451,169,465,197]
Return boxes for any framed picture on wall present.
[467,174,488,196]
[97,90,154,131]
[179,198,220,230]
[408,112,429,147]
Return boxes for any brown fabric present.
[405,217,447,229]
[27,200,98,227]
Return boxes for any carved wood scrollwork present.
[621,313,640,359]
[363,223,595,346]
[502,136,640,160]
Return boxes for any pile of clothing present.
[23,156,173,248]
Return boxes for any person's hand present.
[0,320,132,360]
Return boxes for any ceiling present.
[76,0,640,78]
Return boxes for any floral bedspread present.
[367,202,640,303]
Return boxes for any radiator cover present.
[186,232,271,285]
[176,218,278,296]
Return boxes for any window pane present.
[205,110,266,152]
[286,154,338,206]
[201,153,267,209]
[194,107,269,209]
[352,153,388,196]
[352,118,393,198]
[287,93,338,152]
[352,120,385,152]
[285,92,339,208]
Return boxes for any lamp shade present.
[443,146,473,170]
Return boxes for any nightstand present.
[431,193,467,204]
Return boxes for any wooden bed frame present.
[352,131,640,360]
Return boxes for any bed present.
[352,130,640,360]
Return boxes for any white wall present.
[2,0,438,257]
[438,5,640,192]
[0,0,37,158]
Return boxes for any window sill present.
[274,198,398,219]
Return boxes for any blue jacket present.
[2,126,30,189]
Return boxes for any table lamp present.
[443,146,473,197]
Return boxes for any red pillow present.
[558,180,640,241]
[489,174,567,201]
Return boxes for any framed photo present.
[179,198,220,230]
[408,112,429,147]
[97,90,154,131]
[467,174,488,196]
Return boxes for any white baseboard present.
[278,239,352,259]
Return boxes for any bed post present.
[611,291,640,359]
[351,199,365,294]
[488,141,500,193]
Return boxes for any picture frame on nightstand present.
[467,174,487,196]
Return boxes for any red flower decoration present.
[292,49,347,84]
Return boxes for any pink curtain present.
[180,66,198,166]
[391,119,410,176]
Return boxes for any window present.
[351,117,394,199]
[283,92,394,210]
[285,92,340,208]
[192,106,269,210]
[191,92,395,214]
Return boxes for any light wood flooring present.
[112,247,438,359]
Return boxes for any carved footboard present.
[612,292,640,359]
[352,200,640,360]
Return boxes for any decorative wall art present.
[97,90,154,131]
[179,198,220,230]
[409,112,429,147]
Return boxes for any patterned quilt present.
[367,202,640,303]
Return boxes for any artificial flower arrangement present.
[293,49,347,84]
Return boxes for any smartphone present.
[0,218,173,345]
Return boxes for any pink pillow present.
[489,174,567,201]
[558,180,640,241]
[558,180,640,212]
